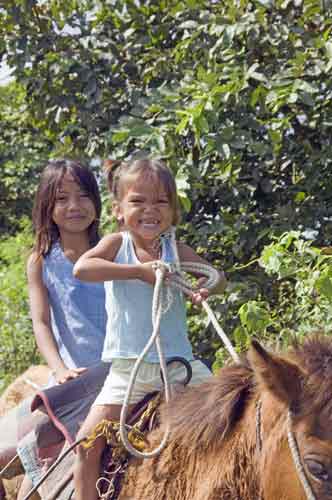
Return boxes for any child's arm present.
[27,253,86,383]
[177,242,227,304]
[73,233,157,284]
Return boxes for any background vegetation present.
[1,0,332,390]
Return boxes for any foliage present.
[0,220,40,392]
[0,83,53,235]
[257,231,332,335]
[214,232,332,369]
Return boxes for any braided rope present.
[286,410,316,500]
[255,403,315,500]
[170,262,240,364]
[119,228,239,458]
[255,399,262,454]
[119,263,171,458]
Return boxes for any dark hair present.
[103,158,180,225]
[32,159,102,256]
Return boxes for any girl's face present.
[114,173,174,243]
[52,172,96,236]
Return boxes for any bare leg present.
[17,475,40,500]
[74,404,124,500]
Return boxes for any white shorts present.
[94,358,211,406]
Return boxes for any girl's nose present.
[67,196,80,209]
[144,201,158,210]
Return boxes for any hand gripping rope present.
[119,228,240,459]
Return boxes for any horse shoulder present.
[0,365,50,417]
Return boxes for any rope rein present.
[255,401,316,500]
[170,261,239,364]
[119,227,239,458]
[119,263,172,458]
[22,438,86,500]
[286,410,316,500]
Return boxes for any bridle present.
[286,410,316,500]
[255,400,316,500]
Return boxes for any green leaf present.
[221,143,231,159]
[259,245,283,274]
[239,301,271,333]
[176,171,190,191]
[178,193,191,212]
[111,130,130,144]
[294,191,307,203]
[179,20,199,30]
[315,267,332,301]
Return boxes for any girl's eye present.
[158,199,169,204]
[80,192,89,198]
[56,196,67,202]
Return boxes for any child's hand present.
[191,277,209,305]
[191,288,209,305]
[54,366,87,384]
[139,262,158,285]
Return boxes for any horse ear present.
[249,339,305,408]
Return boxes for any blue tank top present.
[102,231,193,363]
[42,241,106,369]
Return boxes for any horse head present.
[117,335,332,500]
[249,337,332,500]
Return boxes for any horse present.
[115,335,332,499]
[0,365,50,500]
[0,365,50,418]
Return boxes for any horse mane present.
[289,334,332,417]
[163,359,254,450]
[290,334,332,379]
[163,334,332,450]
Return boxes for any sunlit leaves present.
[239,301,272,333]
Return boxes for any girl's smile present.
[114,176,174,243]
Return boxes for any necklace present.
[150,238,162,259]
[132,237,161,262]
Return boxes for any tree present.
[1,0,332,370]
[0,82,53,235]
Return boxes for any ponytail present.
[103,159,124,197]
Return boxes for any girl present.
[16,159,107,499]
[73,157,226,500]
[27,159,106,383]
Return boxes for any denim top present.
[102,231,193,362]
[42,241,106,369]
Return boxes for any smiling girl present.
[27,159,106,384]
[72,157,226,500]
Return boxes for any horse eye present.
[304,458,329,482]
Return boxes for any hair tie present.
[103,159,121,174]
[103,159,123,194]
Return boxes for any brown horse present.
[117,336,332,499]
[0,365,49,500]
